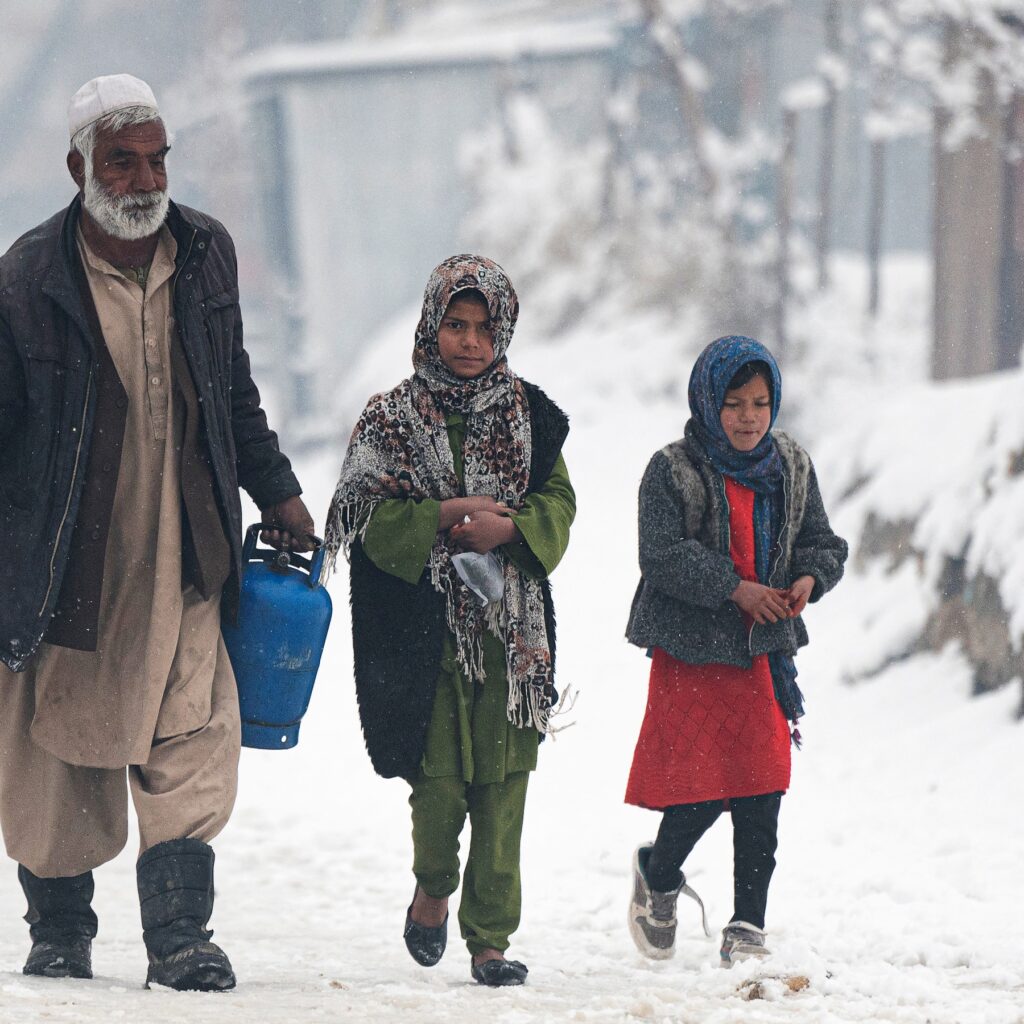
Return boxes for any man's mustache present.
[113,190,165,210]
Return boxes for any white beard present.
[82,164,169,241]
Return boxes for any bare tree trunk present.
[774,107,797,359]
[600,62,634,228]
[815,0,841,290]
[998,90,1024,369]
[932,19,1004,380]
[495,64,525,165]
[867,137,885,318]
[867,54,896,320]
[357,0,403,35]
[636,0,718,206]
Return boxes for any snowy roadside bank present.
[816,366,1024,709]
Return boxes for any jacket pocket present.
[25,340,66,361]
[199,288,238,395]
[5,343,70,510]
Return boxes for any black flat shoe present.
[145,941,236,991]
[471,957,528,987]
[24,937,93,979]
[403,904,448,967]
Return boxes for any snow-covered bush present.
[460,92,779,342]
[459,95,612,333]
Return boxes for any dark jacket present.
[0,196,301,671]
[349,381,568,780]
[626,431,847,667]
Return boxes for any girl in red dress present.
[624,336,847,966]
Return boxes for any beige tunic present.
[0,227,241,876]
[9,227,231,768]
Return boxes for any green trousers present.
[408,771,529,956]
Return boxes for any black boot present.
[19,865,97,979]
[137,838,235,992]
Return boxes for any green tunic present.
[362,412,575,785]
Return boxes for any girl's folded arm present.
[503,452,576,580]
[789,466,849,601]
[637,455,740,609]
[361,498,441,584]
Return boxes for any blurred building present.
[235,18,618,439]
[219,0,936,439]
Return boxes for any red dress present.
[625,477,791,810]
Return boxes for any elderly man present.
[0,74,315,991]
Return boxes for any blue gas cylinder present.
[222,524,333,750]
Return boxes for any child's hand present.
[449,511,519,554]
[730,580,792,624]
[783,575,816,617]
[438,496,507,530]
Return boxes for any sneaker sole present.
[719,947,771,968]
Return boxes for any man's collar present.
[164,200,213,270]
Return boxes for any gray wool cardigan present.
[625,430,848,668]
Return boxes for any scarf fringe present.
[324,491,561,735]
[320,496,380,585]
[323,379,558,735]
[484,597,505,637]
[508,678,578,735]
[545,684,579,736]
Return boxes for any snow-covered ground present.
[1,256,1021,1023]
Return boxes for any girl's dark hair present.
[450,287,488,308]
[726,360,773,401]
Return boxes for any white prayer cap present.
[67,74,159,140]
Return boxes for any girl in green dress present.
[323,254,575,986]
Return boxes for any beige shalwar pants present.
[0,634,240,879]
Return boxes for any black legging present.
[645,792,782,929]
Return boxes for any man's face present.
[70,119,170,241]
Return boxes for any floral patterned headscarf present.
[411,254,520,414]
[323,255,556,733]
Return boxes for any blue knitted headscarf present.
[686,335,783,495]
[687,336,805,730]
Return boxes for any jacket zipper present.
[718,473,731,559]
[38,231,198,621]
[718,474,757,652]
[747,472,791,656]
[770,473,789,585]
[172,229,206,387]
[39,370,93,616]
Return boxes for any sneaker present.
[23,936,92,979]
[628,844,711,959]
[628,845,678,959]
[719,921,770,966]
